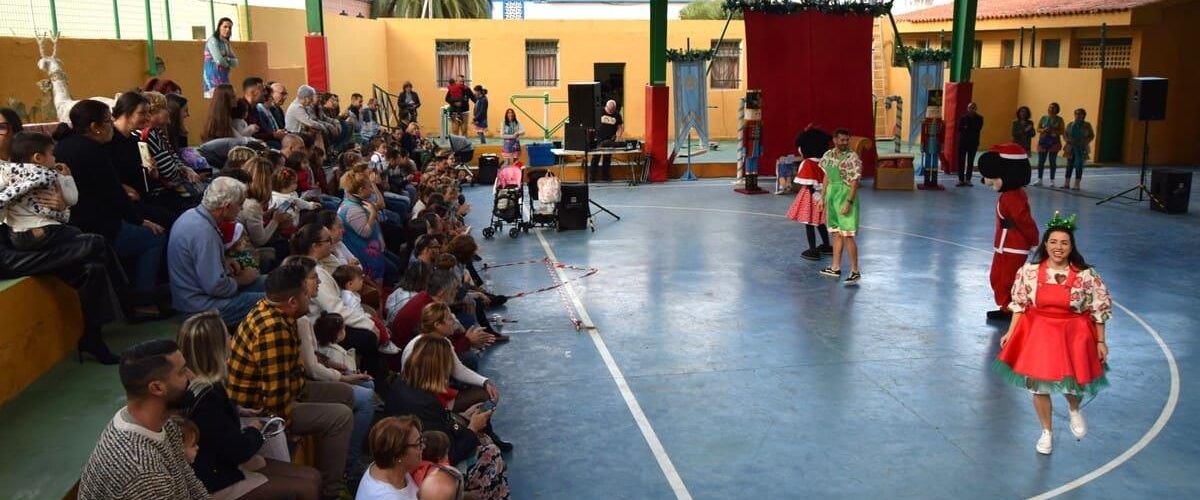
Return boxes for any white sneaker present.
[1069,409,1087,440]
[1036,429,1053,455]
[379,341,401,355]
[1033,179,1043,186]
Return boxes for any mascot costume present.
[787,125,834,259]
[978,143,1039,320]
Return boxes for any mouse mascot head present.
[978,143,1032,192]
[979,143,1039,320]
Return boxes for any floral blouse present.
[1008,262,1113,323]
[821,149,862,185]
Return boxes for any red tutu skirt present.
[995,307,1108,395]
[786,187,825,226]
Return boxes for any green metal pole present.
[210,0,216,34]
[243,0,252,39]
[649,0,667,85]
[49,0,59,35]
[165,0,173,40]
[949,0,978,82]
[113,0,122,39]
[145,0,157,76]
[306,0,324,34]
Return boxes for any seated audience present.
[356,416,424,500]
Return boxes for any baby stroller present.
[482,163,531,239]
[526,169,560,229]
[442,134,476,183]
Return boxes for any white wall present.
[0,0,241,40]
[491,1,686,20]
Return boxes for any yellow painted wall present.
[0,277,83,406]
[1126,0,1200,165]
[969,68,1020,149]
[0,36,268,141]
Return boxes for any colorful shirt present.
[1008,262,1113,323]
[820,148,862,185]
[227,299,305,419]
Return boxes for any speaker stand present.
[1098,120,1161,207]
[580,151,621,224]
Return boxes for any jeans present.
[347,381,377,475]
[1065,146,1087,180]
[958,144,978,183]
[113,221,166,292]
[1037,151,1059,180]
[217,276,267,326]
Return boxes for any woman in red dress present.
[996,213,1112,455]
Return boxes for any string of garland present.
[666,48,715,62]
[900,46,953,63]
[722,0,894,16]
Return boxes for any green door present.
[1098,78,1128,163]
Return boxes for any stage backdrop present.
[744,10,874,176]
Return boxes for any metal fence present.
[0,0,244,41]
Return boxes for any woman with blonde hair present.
[178,311,321,499]
[385,336,510,499]
[356,416,424,499]
[236,156,293,269]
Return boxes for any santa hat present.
[220,221,245,250]
[990,143,1029,161]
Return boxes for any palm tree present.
[374,0,491,19]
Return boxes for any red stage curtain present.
[744,11,874,176]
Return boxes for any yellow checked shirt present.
[226,299,306,419]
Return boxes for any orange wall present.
[969,68,1020,149]
[1126,0,1200,165]
[0,36,268,139]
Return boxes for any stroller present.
[482,163,532,239]
[526,169,560,228]
[441,134,476,183]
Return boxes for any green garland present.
[722,0,894,16]
[666,48,715,62]
[900,46,953,63]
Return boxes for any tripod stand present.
[1098,120,1161,206]
[579,150,621,222]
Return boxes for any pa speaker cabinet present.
[1131,77,1167,121]
[1150,168,1191,214]
[475,154,500,185]
[568,82,601,128]
[557,183,589,231]
[564,124,593,152]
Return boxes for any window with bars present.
[1076,38,1133,69]
[973,41,983,68]
[710,39,741,89]
[526,40,559,87]
[436,40,470,88]
[1040,39,1062,68]
[1001,40,1015,67]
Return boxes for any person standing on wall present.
[956,102,983,187]
[472,86,489,144]
[589,100,623,182]
[444,77,471,137]
[203,18,238,99]
[400,82,421,124]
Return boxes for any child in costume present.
[817,128,863,285]
[220,221,259,272]
[978,144,1039,320]
[995,212,1111,455]
[786,126,833,260]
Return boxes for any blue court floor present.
[461,167,1200,499]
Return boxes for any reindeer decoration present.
[34,31,117,123]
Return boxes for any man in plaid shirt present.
[227,264,356,498]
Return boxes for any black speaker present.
[474,154,499,185]
[557,183,589,231]
[1150,168,1191,214]
[564,124,593,152]
[568,82,601,128]
[1131,77,1167,121]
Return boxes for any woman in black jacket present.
[385,335,510,499]
[56,98,167,320]
[400,81,421,123]
[178,311,321,499]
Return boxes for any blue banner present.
[908,60,944,146]
[672,60,710,153]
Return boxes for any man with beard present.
[78,339,209,499]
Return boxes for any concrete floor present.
[1,166,1197,499]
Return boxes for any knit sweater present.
[78,407,210,500]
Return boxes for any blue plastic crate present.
[526,143,556,167]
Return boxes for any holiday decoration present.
[723,0,893,16]
[34,32,117,122]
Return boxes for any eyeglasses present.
[405,436,426,449]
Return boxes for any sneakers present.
[1036,429,1053,455]
[1033,178,1043,186]
[819,267,841,278]
[801,248,822,261]
[1069,409,1087,440]
[379,341,401,355]
[844,272,861,285]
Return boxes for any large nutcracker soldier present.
[978,143,1039,320]
[735,90,766,194]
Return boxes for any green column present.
[113,0,122,39]
[145,0,158,75]
[649,0,667,85]
[306,0,324,34]
[165,0,173,40]
[948,0,978,82]
[244,0,252,39]
[49,0,59,35]
[210,0,216,33]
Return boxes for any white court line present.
[604,203,1182,500]
[534,231,694,500]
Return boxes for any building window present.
[525,40,559,87]
[1077,38,1133,69]
[973,41,983,68]
[1001,40,1015,67]
[710,39,741,89]
[1040,39,1061,68]
[191,26,207,40]
[436,40,470,88]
